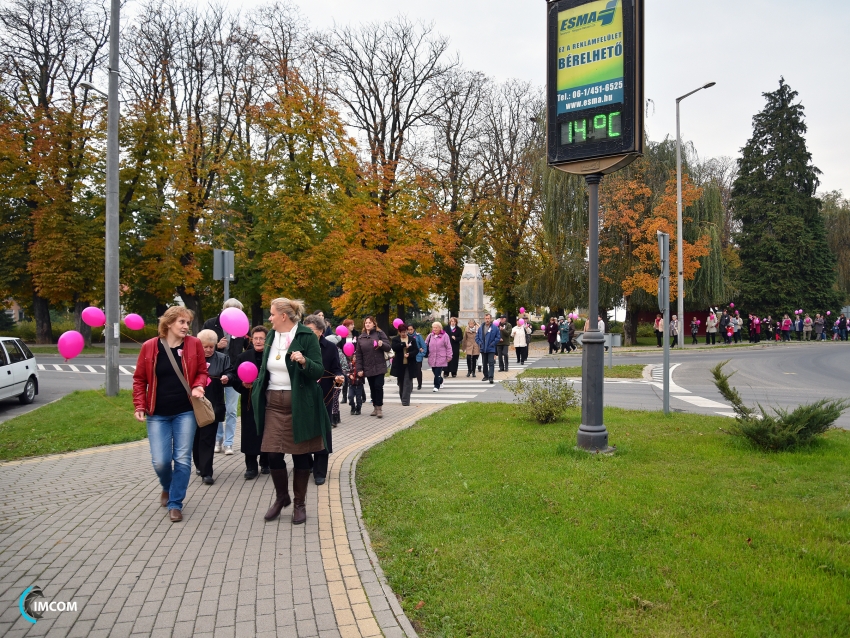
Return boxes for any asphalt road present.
[467,341,850,428]
[2,342,848,427]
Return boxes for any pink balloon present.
[392,318,404,329]
[519,307,526,314]
[335,325,350,338]
[81,306,106,328]
[220,307,249,338]
[730,303,735,308]
[57,330,85,360]
[343,342,355,357]
[237,361,258,384]
[827,311,831,315]
[517,318,525,326]
[124,313,145,331]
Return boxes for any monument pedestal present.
[458,262,484,325]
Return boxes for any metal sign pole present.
[658,231,670,415]
[577,174,609,451]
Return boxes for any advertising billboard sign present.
[546,0,644,174]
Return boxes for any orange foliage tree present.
[600,161,710,344]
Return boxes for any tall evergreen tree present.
[731,79,840,316]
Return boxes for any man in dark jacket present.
[475,314,500,383]
[202,299,248,455]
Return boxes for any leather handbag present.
[160,339,216,427]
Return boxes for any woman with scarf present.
[445,317,462,378]
[391,323,418,406]
[355,317,392,418]
[231,326,269,480]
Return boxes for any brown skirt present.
[261,390,324,455]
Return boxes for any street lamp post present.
[676,81,715,349]
[81,0,120,395]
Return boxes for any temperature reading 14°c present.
[560,111,622,145]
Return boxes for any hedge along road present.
[0,353,136,424]
[474,341,850,429]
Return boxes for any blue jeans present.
[482,352,495,379]
[216,386,239,446]
[147,410,196,510]
[432,366,444,388]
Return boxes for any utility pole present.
[104,0,120,396]
[658,231,670,414]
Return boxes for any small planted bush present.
[711,361,849,451]
[502,376,580,424]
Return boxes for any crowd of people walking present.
[133,300,542,525]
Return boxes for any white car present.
[0,337,39,404]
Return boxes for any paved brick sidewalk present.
[0,361,529,637]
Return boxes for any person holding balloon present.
[339,319,358,404]
[252,298,330,525]
[355,317,391,419]
[195,330,234,485]
[132,307,208,523]
[406,324,426,389]
[511,318,531,365]
[231,326,269,480]
[202,299,249,456]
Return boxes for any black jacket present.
[204,350,233,422]
[318,336,343,408]
[202,314,248,364]
[390,335,418,378]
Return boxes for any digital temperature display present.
[560,110,621,144]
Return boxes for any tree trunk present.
[33,294,52,344]
[376,304,390,334]
[623,298,639,346]
[156,302,168,319]
[177,288,203,334]
[251,300,264,329]
[73,300,93,348]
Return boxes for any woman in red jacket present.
[133,307,208,522]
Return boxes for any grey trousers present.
[397,373,413,405]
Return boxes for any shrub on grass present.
[636,322,655,337]
[711,361,849,451]
[502,376,580,423]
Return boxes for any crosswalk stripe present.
[37,364,45,371]
[85,365,97,373]
[68,364,80,372]
[119,366,134,375]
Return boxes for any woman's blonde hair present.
[158,306,194,338]
[431,321,443,329]
[270,297,306,322]
[196,329,219,345]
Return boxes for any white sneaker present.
[214,442,222,453]
[432,388,439,393]
[224,446,233,455]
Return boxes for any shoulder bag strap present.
[160,338,193,399]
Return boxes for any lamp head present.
[703,82,716,89]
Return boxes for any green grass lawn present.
[357,403,850,637]
[0,390,144,461]
[519,364,645,379]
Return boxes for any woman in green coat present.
[251,297,331,525]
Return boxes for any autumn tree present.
[820,190,850,306]
[600,158,710,344]
[0,0,108,343]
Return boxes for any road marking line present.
[716,412,736,418]
[52,364,63,371]
[675,395,729,409]
[119,366,134,375]
[37,364,45,371]
[68,364,80,372]
[85,365,97,373]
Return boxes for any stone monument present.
[458,254,485,325]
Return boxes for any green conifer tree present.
[731,78,841,316]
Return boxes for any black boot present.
[264,470,291,521]
[292,469,310,525]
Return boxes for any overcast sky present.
[227,0,849,195]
